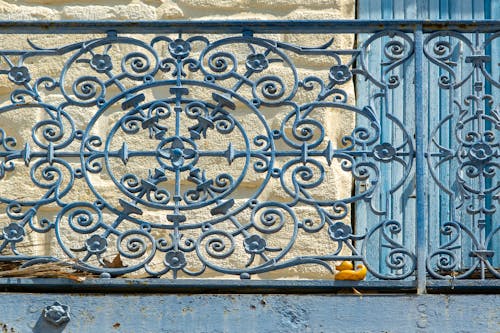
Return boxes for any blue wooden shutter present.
[357,0,499,278]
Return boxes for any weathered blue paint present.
[487,0,500,271]
[0,293,498,333]
[357,4,500,285]
[414,25,426,294]
[356,2,421,281]
[0,277,417,293]
[0,277,497,293]
[0,20,498,34]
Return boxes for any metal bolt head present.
[42,302,70,326]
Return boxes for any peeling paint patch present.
[279,305,309,330]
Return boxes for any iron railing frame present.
[0,20,499,34]
[0,20,498,294]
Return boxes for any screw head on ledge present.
[42,302,70,326]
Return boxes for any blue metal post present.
[414,25,427,294]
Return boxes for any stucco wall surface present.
[0,1,356,279]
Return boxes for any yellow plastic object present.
[335,261,354,271]
[334,264,367,281]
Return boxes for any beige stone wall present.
[0,1,355,279]
[0,1,354,21]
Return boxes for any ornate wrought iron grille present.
[0,21,497,291]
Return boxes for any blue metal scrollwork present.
[0,28,415,280]
[0,22,496,284]
[424,31,499,279]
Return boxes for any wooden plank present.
[357,0,418,279]
[358,0,498,280]
[380,0,394,276]
[356,0,382,279]
[487,0,500,269]
[423,1,498,276]
[425,0,443,274]
[401,0,418,278]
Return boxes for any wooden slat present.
[487,0,500,269]
[358,0,498,280]
[357,0,418,279]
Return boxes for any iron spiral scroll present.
[424,31,500,279]
[0,30,416,280]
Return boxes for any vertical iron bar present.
[414,24,427,294]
